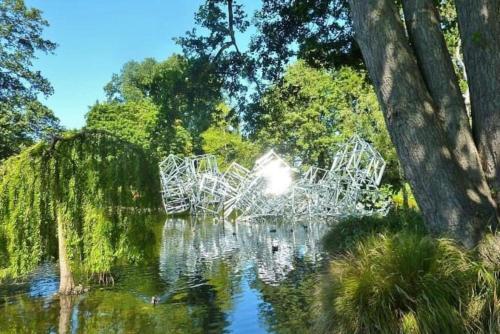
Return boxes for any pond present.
[0,217,332,333]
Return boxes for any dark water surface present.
[0,218,331,333]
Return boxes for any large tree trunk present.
[348,0,498,247]
[58,215,75,294]
[455,0,500,209]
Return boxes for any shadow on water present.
[0,217,332,333]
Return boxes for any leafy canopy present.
[0,0,56,108]
[250,61,397,180]
[0,101,62,161]
[0,0,61,161]
[103,55,223,138]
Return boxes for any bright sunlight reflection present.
[257,159,293,196]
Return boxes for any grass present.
[317,212,500,334]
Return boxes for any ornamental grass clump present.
[467,233,500,333]
[317,231,479,334]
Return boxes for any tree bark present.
[402,0,490,194]
[58,215,75,295]
[348,0,498,247]
[455,0,500,209]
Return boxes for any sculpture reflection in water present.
[159,135,391,221]
[159,218,330,292]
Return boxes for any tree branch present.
[227,0,241,55]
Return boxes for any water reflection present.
[160,218,329,287]
[0,217,331,333]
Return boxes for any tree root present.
[58,284,89,296]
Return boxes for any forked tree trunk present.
[58,215,75,294]
[348,0,498,248]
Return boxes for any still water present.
[0,218,331,333]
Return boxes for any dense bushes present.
[318,213,500,333]
[322,209,425,255]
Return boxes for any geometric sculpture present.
[159,135,391,222]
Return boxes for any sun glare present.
[257,159,293,196]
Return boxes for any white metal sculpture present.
[159,135,391,221]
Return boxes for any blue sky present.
[27,0,259,129]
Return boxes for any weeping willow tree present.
[0,130,161,294]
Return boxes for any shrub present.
[317,231,479,333]
[392,183,418,210]
[467,234,500,333]
[322,208,425,255]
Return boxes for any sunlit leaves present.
[0,131,161,280]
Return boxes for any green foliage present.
[251,61,398,181]
[177,0,360,102]
[318,231,481,333]
[85,100,158,150]
[85,99,195,159]
[166,119,194,157]
[0,130,161,280]
[0,0,56,108]
[322,209,425,255]
[0,0,62,162]
[251,0,360,75]
[467,234,500,333]
[103,55,222,139]
[201,126,259,170]
[176,0,253,100]
[94,55,226,157]
[200,103,260,169]
[392,183,419,210]
[1,101,62,161]
[438,1,469,93]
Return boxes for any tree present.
[201,126,259,170]
[347,0,499,247]
[176,0,255,104]
[0,101,62,161]
[250,61,397,182]
[0,131,161,292]
[85,100,195,158]
[251,0,361,78]
[103,55,223,145]
[86,100,159,151]
[0,0,56,108]
[177,0,362,97]
[200,103,259,169]
[181,0,498,247]
[0,0,61,161]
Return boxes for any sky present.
[27,0,259,129]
